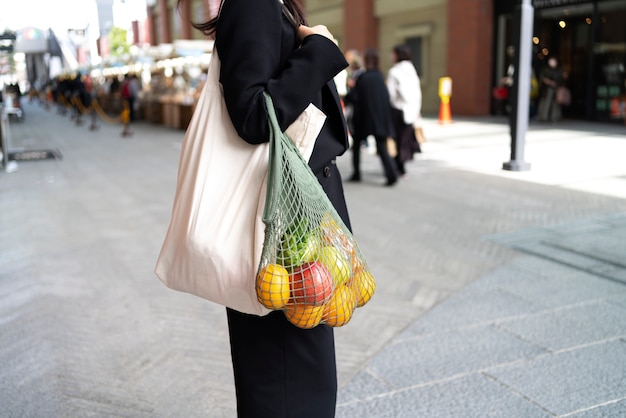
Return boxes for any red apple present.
[290,261,333,306]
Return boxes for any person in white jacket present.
[387,44,423,176]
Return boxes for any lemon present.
[351,270,375,307]
[256,264,290,309]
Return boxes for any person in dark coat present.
[177,0,352,416]
[537,57,564,122]
[345,48,398,186]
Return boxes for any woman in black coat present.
[345,48,398,186]
[178,0,351,416]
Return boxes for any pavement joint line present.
[361,367,400,392]
[511,297,626,316]
[395,297,622,342]
[481,371,557,417]
[542,240,626,270]
[506,244,626,286]
[545,336,626,356]
[493,327,626,358]
[339,369,486,403]
[491,323,554,353]
[471,338,624,374]
[344,357,573,409]
[557,396,626,418]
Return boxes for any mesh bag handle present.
[256,93,375,328]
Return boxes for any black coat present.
[216,0,351,228]
[215,3,350,415]
[345,69,395,140]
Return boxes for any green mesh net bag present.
[256,93,376,329]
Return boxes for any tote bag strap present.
[262,92,283,223]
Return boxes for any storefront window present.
[595,0,625,120]
[495,0,626,122]
[534,4,594,118]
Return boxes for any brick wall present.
[446,0,494,115]
[343,0,378,51]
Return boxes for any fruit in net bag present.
[284,303,324,329]
[315,246,352,286]
[256,264,290,309]
[322,285,357,327]
[351,270,376,307]
[280,219,321,270]
[290,261,333,306]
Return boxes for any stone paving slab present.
[338,211,626,416]
[337,374,552,418]
[398,280,546,335]
[482,265,626,308]
[487,341,626,417]
[548,233,626,267]
[495,301,626,351]
[490,217,626,286]
[367,326,547,388]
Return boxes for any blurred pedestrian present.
[501,45,516,115]
[387,44,422,177]
[121,74,140,121]
[537,57,563,122]
[345,48,398,186]
[623,75,626,126]
[342,49,364,144]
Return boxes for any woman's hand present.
[297,24,335,43]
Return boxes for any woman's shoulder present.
[218,0,280,27]
[388,62,407,77]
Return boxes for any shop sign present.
[533,0,588,8]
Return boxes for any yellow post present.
[438,77,452,124]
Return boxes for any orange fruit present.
[284,303,324,329]
[256,264,290,309]
[351,270,375,307]
[322,285,357,327]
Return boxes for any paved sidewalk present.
[1,102,625,417]
[336,214,626,417]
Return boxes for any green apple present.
[315,246,352,286]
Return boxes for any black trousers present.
[390,108,420,175]
[226,308,337,418]
[352,135,398,183]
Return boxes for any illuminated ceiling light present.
[532,36,540,45]
[542,48,549,55]
[586,17,592,24]
[559,20,566,29]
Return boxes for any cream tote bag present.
[155,47,326,316]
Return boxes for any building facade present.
[306,0,493,116]
[147,0,214,45]
[144,0,626,120]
